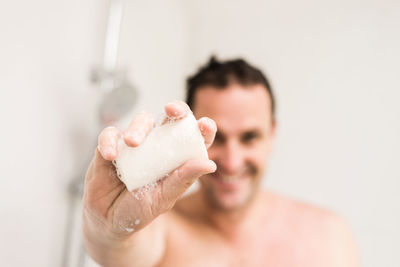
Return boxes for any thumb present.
[161,159,216,201]
[85,148,122,194]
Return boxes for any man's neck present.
[198,189,267,241]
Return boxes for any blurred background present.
[0,0,399,266]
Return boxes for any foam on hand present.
[113,113,208,191]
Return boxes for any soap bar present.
[113,113,208,191]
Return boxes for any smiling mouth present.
[211,171,250,184]
[219,175,244,183]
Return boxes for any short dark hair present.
[186,56,276,119]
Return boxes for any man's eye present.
[241,131,260,144]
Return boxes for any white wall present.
[181,0,400,266]
[0,1,105,266]
[118,0,187,116]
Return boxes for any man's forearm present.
[82,212,166,267]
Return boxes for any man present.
[83,57,359,267]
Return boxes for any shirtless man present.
[83,57,360,267]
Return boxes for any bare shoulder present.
[266,191,360,266]
[267,190,349,226]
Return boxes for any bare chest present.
[157,221,327,267]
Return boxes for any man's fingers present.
[197,117,217,149]
[98,126,120,160]
[123,112,155,147]
[161,159,216,200]
[163,100,190,122]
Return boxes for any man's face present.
[193,84,276,211]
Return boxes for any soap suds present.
[130,180,159,200]
[118,221,136,233]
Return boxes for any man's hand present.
[82,101,216,266]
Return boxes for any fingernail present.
[209,160,217,172]
[173,103,185,116]
[205,118,216,131]
[128,131,144,144]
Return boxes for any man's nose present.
[218,141,244,175]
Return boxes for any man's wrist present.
[82,209,134,249]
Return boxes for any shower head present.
[99,77,138,125]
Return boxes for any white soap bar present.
[113,113,208,191]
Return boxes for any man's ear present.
[270,119,277,138]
